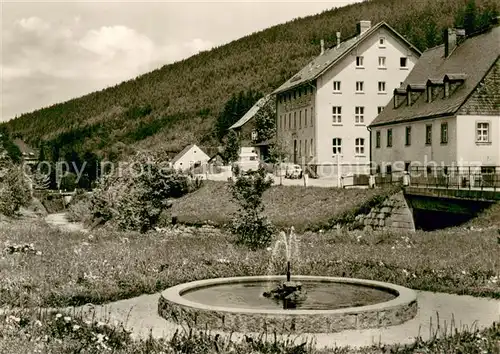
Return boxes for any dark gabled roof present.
[229,94,272,130]
[370,26,500,127]
[273,22,422,95]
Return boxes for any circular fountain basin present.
[158,276,418,333]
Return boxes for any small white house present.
[170,144,210,171]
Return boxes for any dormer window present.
[406,84,426,106]
[393,88,407,108]
[426,78,444,103]
[443,73,467,99]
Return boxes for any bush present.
[59,172,77,191]
[0,162,31,217]
[66,192,92,223]
[89,152,200,232]
[229,166,275,250]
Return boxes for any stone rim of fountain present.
[158,275,418,333]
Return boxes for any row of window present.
[332,81,387,93]
[375,123,447,148]
[374,122,490,148]
[279,107,314,131]
[332,106,385,125]
[278,54,408,103]
[355,55,408,69]
[279,86,314,103]
[332,138,366,156]
[294,138,314,157]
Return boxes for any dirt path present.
[45,213,87,233]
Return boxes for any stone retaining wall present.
[355,192,415,232]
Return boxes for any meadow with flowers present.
[1,212,500,352]
[1,156,500,352]
[1,217,500,309]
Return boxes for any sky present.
[0,0,361,122]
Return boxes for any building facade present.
[369,25,500,177]
[273,21,421,178]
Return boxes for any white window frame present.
[387,129,393,147]
[355,138,365,155]
[333,81,341,93]
[378,81,386,93]
[378,106,384,114]
[405,126,412,146]
[332,138,342,155]
[425,124,432,145]
[355,81,364,93]
[476,122,490,143]
[378,56,386,68]
[379,37,386,47]
[356,56,364,68]
[332,106,342,124]
[440,123,448,144]
[355,106,365,124]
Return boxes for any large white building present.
[369,24,500,180]
[273,20,421,178]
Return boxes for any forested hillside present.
[2,0,497,161]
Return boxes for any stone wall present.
[354,191,415,231]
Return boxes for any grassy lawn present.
[172,181,397,231]
[1,219,498,309]
[1,214,499,353]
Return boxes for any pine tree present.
[254,97,276,143]
[425,19,439,48]
[223,130,241,164]
[463,0,478,34]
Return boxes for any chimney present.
[320,39,325,55]
[444,28,457,58]
[336,32,341,47]
[357,20,372,35]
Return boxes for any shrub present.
[66,192,92,223]
[0,161,31,217]
[89,152,200,232]
[59,172,77,191]
[229,166,275,250]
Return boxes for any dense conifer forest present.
[1,0,497,162]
